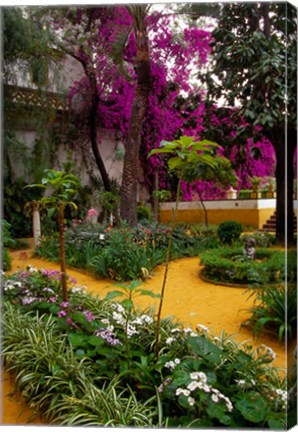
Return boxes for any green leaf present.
[235,393,266,423]
[268,418,285,429]
[168,157,183,171]
[138,289,161,298]
[148,148,175,157]
[87,335,105,347]
[105,290,124,300]
[68,333,87,348]
[122,298,133,310]
[187,336,222,364]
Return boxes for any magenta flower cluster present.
[64,7,276,200]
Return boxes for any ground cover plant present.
[2,267,289,428]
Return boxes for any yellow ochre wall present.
[159,208,275,229]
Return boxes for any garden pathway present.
[2,246,293,425]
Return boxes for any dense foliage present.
[217,221,243,245]
[35,220,220,281]
[2,268,290,428]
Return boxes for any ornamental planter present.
[250,191,262,199]
[226,187,237,199]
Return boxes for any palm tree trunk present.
[120,6,150,226]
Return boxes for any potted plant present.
[249,176,262,199]
[265,177,276,198]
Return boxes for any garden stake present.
[58,202,68,302]
[154,178,181,359]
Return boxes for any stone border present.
[199,268,248,289]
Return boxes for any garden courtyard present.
[2,3,297,430]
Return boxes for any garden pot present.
[226,187,237,199]
[250,191,261,199]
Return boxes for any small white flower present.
[190,372,200,380]
[116,303,125,313]
[171,328,181,333]
[183,327,193,334]
[176,388,190,397]
[174,358,181,365]
[190,331,197,337]
[187,381,201,391]
[140,314,153,324]
[236,379,246,388]
[202,384,211,393]
[101,319,110,324]
[166,337,175,345]
[188,397,195,406]
[165,361,175,370]
[197,372,207,383]
[212,394,219,403]
[196,324,209,332]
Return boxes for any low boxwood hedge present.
[199,247,297,286]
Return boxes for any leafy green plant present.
[2,220,16,271]
[105,280,160,368]
[90,228,165,281]
[148,135,223,357]
[137,205,152,222]
[217,221,243,245]
[26,169,80,301]
[242,283,297,342]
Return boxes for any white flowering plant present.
[2,270,289,428]
[157,332,288,428]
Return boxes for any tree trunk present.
[89,90,111,192]
[120,7,150,226]
[270,127,295,245]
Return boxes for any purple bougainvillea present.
[65,6,276,201]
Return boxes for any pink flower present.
[87,208,98,218]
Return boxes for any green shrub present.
[237,189,251,199]
[90,228,166,281]
[137,205,152,221]
[243,283,297,342]
[4,179,44,238]
[2,220,15,271]
[217,221,243,245]
[3,248,11,271]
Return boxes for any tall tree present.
[201,2,297,244]
[119,5,151,226]
[36,6,115,191]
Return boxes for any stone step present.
[261,211,297,232]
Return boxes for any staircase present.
[261,211,297,232]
